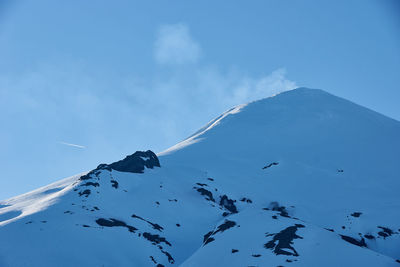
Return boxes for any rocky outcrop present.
[109,150,160,173]
[79,150,160,182]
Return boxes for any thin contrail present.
[59,142,86,149]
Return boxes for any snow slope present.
[1,88,399,267]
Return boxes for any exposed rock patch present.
[109,150,160,173]
[364,234,375,240]
[262,162,279,169]
[131,214,164,232]
[143,232,171,246]
[240,197,252,203]
[194,187,215,202]
[219,195,238,213]
[340,235,367,247]
[78,150,159,190]
[264,224,305,256]
[203,220,237,246]
[82,182,99,187]
[377,226,396,239]
[78,189,91,197]
[264,202,289,218]
[111,180,119,189]
[95,218,137,233]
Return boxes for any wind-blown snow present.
[1,88,399,267]
[159,103,247,156]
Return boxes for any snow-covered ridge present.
[0,174,81,226]
[1,88,399,266]
[159,103,247,156]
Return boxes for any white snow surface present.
[1,88,399,266]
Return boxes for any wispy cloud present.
[59,142,86,149]
[154,23,201,65]
[0,23,298,153]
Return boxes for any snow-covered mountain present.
[1,88,399,267]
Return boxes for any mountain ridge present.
[1,87,399,266]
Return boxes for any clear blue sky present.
[0,0,399,199]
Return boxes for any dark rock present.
[196,183,208,186]
[109,150,160,173]
[96,164,112,171]
[78,189,91,197]
[143,232,171,246]
[79,173,93,181]
[240,198,253,203]
[96,218,137,233]
[203,237,215,246]
[195,187,215,202]
[111,180,119,189]
[378,232,389,238]
[252,254,261,257]
[82,182,99,187]
[219,195,238,213]
[264,224,305,256]
[340,235,367,247]
[79,151,159,184]
[364,234,375,240]
[160,250,175,264]
[217,220,236,232]
[207,178,214,181]
[79,165,108,181]
[232,249,239,253]
[203,220,236,246]
[262,162,279,169]
[203,236,215,245]
[350,212,362,218]
[269,202,289,217]
[203,231,214,244]
[377,226,394,239]
[131,214,164,232]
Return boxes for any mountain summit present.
[1,88,399,266]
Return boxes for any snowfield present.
[1,88,399,266]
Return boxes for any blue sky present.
[0,0,399,199]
